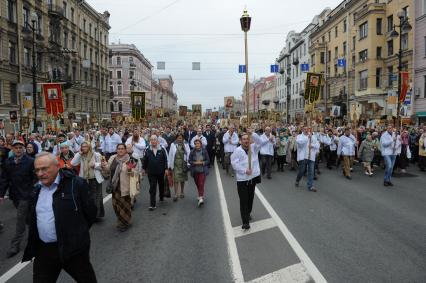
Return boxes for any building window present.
[23,7,30,29]
[343,18,347,32]
[63,32,68,48]
[36,13,42,35]
[387,15,393,33]
[376,18,382,35]
[387,40,393,56]
[376,68,381,88]
[116,57,121,65]
[83,19,86,32]
[118,102,123,112]
[387,66,393,87]
[343,41,347,55]
[72,66,76,81]
[327,50,331,62]
[7,0,16,23]
[328,31,331,42]
[117,70,122,79]
[335,26,338,38]
[9,41,16,64]
[376,46,382,59]
[10,83,17,104]
[109,71,113,78]
[424,76,426,97]
[0,81,2,104]
[110,102,114,112]
[359,49,368,62]
[71,7,74,22]
[117,85,122,96]
[359,21,368,39]
[71,34,76,49]
[359,70,368,90]
[129,70,134,79]
[424,37,426,57]
[24,47,30,66]
[89,23,92,36]
[401,33,408,50]
[352,36,356,50]
[334,47,338,59]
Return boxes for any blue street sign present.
[337,58,346,67]
[239,65,246,73]
[301,63,310,72]
[270,64,279,73]
[391,74,397,82]
[404,91,411,105]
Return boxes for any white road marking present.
[247,263,311,283]
[0,193,113,282]
[214,162,245,283]
[233,218,277,238]
[255,187,327,283]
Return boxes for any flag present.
[43,83,64,118]
[399,72,409,103]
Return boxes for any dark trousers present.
[148,174,165,207]
[88,179,105,218]
[33,242,97,283]
[277,155,286,171]
[260,155,273,177]
[419,156,426,171]
[237,181,256,225]
[207,149,215,166]
[325,150,337,168]
[11,200,30,249]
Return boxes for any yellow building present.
[309,0,413,125]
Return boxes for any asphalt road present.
[1,160,425,282]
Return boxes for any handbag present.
[163,174,171,198]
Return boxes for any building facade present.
[414,0,426,124]
[108,43,152,117]
[0,0,110,131]
[151,74,178,115]
[309,0,413,125]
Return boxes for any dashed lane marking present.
[233,218,277,238]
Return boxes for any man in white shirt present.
[223,126,239,177]
[102,127,122,161]
[231,129,263,230]
[380,125,401,187]
[322,129,338,169]
[190,127,208,149]
[295,126,319,192]
[125,129,147,159]
[337,128,356,179]
[259,127,275,179]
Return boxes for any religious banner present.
[224,97,234,109]
[146,109,153,118]
[131,91,146,121]
[304,72,323,104]
[192,104,202,117]
[43,83,64,117]
[399,72,409,103]
[179,106,188,117]
[9,111,18,123]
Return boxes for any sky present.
[89,0,342,110]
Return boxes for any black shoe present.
[384,182,389,187]
[295,181,299,187]
[267,176,272,179]
[242,224,250,230]
[248,215,252,221]
[314,176,318,180]
[149,206,156,211]
[346,176,352,180]
[0,222,4,233]
[317,171,321,175]
[159,198,164,202]
[388,182,394,186]
[6,247,19,258]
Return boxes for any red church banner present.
[43,83,64,117]
[400,72,409,103]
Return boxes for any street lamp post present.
[29,12,38,131]
[240,9,251,169]
[390,10,412,129]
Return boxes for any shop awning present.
[416,111,426,117]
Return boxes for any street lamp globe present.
[397,10,406,19]
[240,10,251,32]
[31,11,38,23]
[390,29,399,38]
[402,21,412,33]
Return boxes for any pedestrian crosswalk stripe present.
[233,218,277,238]
[247,263,311,283]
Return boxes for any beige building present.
[150,74,178,115]
[309,0,413,125]
[0,0,110,132]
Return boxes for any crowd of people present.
[0,121,425,282]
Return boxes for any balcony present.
[48,4,64,18]
[354,3,385,22]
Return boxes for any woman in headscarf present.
[71,141,105,219]
[188,139,210,207]
[168,133,190,201]
[26,142,38,158]
[57,142,76,172]
[101,143,135,232]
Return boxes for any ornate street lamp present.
[28,11,39,131]
[390,10,412,128]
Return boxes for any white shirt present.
[231,133,263,181]
[158,136,168,149]
[168,142,191,170]
[337,135,356,156]
[259,133,275,156]
[102,133,122,153]
[380,131,401,156]
[33,140,43,153]
[125,137,147,159]
[223,131,239,153]
[322,135,338,151]
[190,135,208,149]
[296,133,320,162]
[36,174,61,243]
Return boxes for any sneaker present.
[369,172,373,176]
[173,196,178,202]
[310,187,318,192]
[346,176,352,180]
[198,197,204,207]
[148,206,156,211]
[180,194,185,198]
[350,168,353,172]
[295,181,299,187]
[388,182,394,186]
[365,171,369,175]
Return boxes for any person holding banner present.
[223,126,239,177]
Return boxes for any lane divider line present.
[233,218,276,238]
[255,187,327,283]
[0,192,113,282]
[247,263,311,283]
[214,162,245,283]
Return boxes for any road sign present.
[192,62,201,70]
[238,65,246,73]
[337,58,346,67]
[391,74,397,82]
[270,64,279,73]
[301,63,310,72]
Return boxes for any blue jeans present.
[296,159,315,190]
[383,155,396,182]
